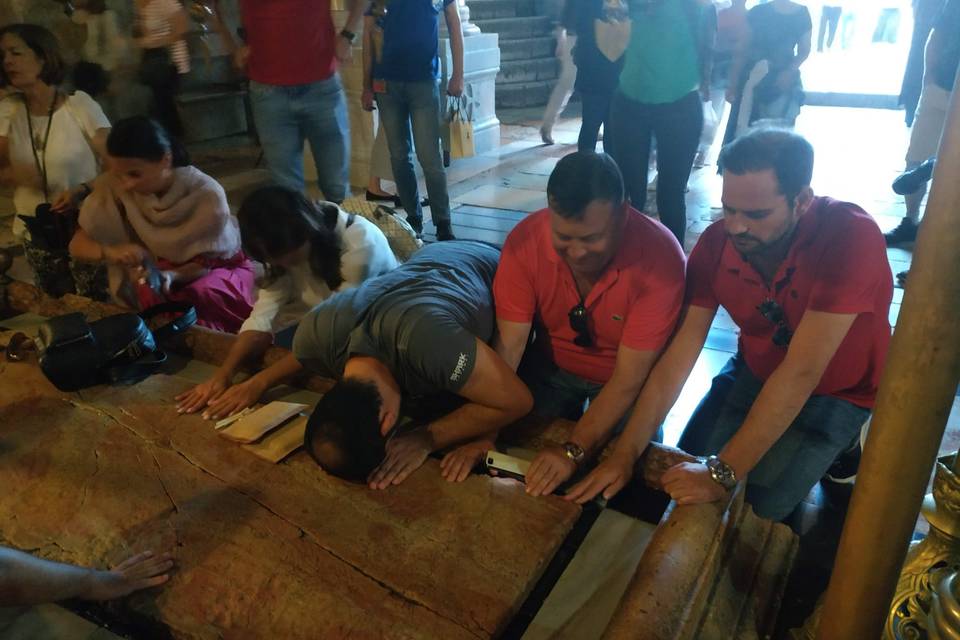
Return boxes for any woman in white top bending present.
[0,23,109,298]
[176,185,400,420]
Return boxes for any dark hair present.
[304,379,386,483]
[546,151,625,219]
[106,116,191,167]
[0,24,67,87]
[718,128,815,208]
[237,186,345,291]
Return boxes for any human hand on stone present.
[83,551,174,601]
[525,446,577,497]
[202,376,267,420]
[176,374,230,414]
[440,438,495,483]
[565,449,635,504]
[368,429,433,489]
[661,461,727,505]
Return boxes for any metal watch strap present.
[705,455,737,490]
[562,442,585,464]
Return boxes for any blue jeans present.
[678,355,869,521]
[518,351,660,440]
[374,80,450,229]
[249,75,349,202]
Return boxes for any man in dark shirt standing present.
[293,241,532,488]
[361,0,464,240]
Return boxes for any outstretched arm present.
[369,338,533,489]
[0,547,173,606]
[661,309,857,506]
[566,305,716,503]
[525,344,661,497]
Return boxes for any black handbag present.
[37,302,197,391]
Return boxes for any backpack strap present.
[140,302,197,342]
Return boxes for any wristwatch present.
[562,442,585,465]
[705,455,737,490]
[339,29,357,44]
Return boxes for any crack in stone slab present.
[77,449,101,513]
[66,399,486,638]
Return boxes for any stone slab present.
[0,361,580,638]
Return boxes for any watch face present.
[564,443,585,461]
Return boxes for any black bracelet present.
[339,29,357,44]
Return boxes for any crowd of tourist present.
[0,0,957,605]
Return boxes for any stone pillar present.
[456,0,482,36]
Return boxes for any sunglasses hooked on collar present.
[568,301,594,348]
[757,298,793,347]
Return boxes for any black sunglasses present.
[757,298,793,347]
[568,302,593,347]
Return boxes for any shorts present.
[906,82,951,164]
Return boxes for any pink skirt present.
[137,253,256,334]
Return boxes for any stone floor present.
[2,102,958,638]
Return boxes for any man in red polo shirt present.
[212,0,365,202]
[440,151,686,496]
[567,128,893,522]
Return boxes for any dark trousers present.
[140,48,184,138]
[818,6,842,51]
[608,89,702,246]
[577,88,614,153]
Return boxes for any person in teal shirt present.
[607,0,716,247]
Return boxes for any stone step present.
[467,0,538,20]
[176,84,250,143]
[496,79,556,108]
[497,57,559,84]
[500,36,556,61]
[473,15,553,39]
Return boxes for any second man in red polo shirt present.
[440,151,686,495]
[568,129,893,523]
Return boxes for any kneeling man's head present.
[304,379,386,483]
[718,128,815,255]
[546,151,626,279]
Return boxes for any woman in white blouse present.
[176,185,399,419]
[0,23,110,298]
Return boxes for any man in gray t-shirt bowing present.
[293,240,532,489]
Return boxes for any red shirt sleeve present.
[494,225,538,324]
[620,236,686,351]
[808,205,890,315]
[684,222,723,310]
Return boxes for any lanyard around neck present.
[25,88,58,203]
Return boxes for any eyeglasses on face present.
[568,302,593,348]
[757,298,793,347]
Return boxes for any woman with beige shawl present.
[70,116,256,332]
